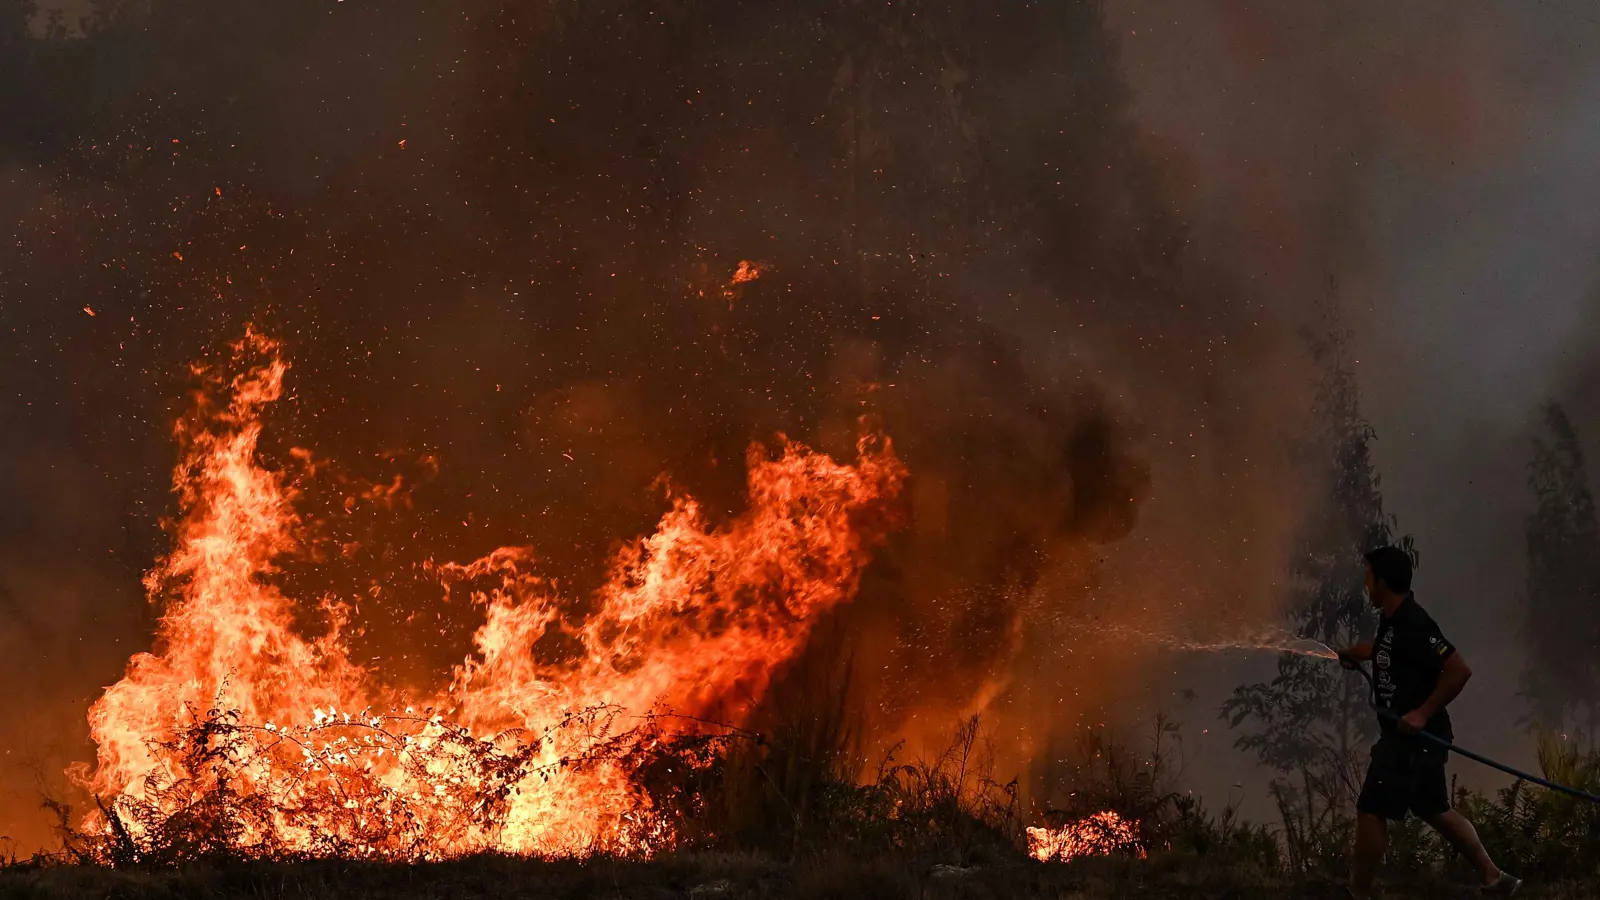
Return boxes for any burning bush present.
[1026,811,1144,862]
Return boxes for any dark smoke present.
[1,0,1310,847]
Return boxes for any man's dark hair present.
[1364,545,1413,594]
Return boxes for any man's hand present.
[1336,643,1372,669]
[1397,709,1428,734]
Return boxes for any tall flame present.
[79,329,905,859]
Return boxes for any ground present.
[0,854,1590,900]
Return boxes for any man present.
[1337,546,1521,897]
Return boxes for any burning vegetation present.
[1026,811,1144,862]
[72,329,910,862]
[56,329,1162,871]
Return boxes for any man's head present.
[1363,545,1413,607]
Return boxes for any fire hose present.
[1332,651,1600,805]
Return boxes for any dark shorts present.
[1356,737,1450,820]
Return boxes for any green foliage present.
[1245,736,1600,882]
[1454,734,1600,880]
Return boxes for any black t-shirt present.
[1372,594,1456,743]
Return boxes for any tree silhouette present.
[1522,402,1600,740]
[1222,320,1412,872]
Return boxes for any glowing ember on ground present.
[74,328,905,861]
[1026,811,1145,862]
[730,259,762,284]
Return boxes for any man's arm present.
[1337,641,1374,668]
[1398,651,1472,733]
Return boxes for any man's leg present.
[1425,810,1501,886]
[1353,742,1403,897]
[1414,756,1513,888]
[1351,812,1387,897]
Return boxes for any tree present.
[1522,402,1600,739]
[1221,323,1414,873]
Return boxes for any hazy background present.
[3,0,1599,850]
[1101,0,1600,809]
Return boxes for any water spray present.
[1073,621,1344,659]
[1277,639,1341,660]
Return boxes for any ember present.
[74,329,905,861]
[1026,811,1145,862]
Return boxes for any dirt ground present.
[0,853,1589,900]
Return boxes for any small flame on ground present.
[721,260,764,307]
[1026,811,1145,862]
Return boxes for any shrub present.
[1453,733,1600,880]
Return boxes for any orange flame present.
[721,260,764,307]
[1026,811,1145,862]
[729,260,761,285]
[77,329,905,859]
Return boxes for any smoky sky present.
[3,0,1596,849]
